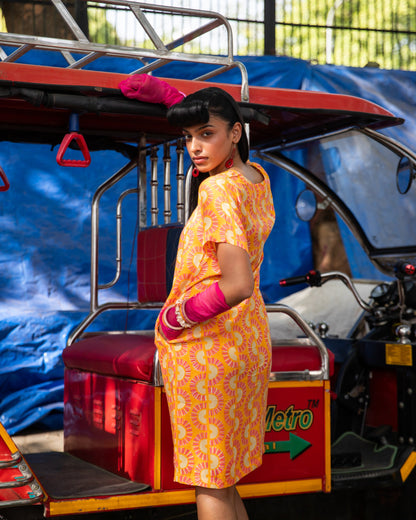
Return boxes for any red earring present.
[192,167,200,177]
[225,146,235,169]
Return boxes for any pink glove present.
[159,282,230,341]
[119,74,185,107]
[184,282,230,323]
[159,305,182,341]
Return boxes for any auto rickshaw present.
[1,2,416,519]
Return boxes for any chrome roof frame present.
[0,0,249,101]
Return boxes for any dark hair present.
[167,87,249,162]
[167,87,249,214]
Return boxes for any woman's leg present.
[233,487,249,520]
[195,485,249,520]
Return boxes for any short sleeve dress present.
[154,162,275,489]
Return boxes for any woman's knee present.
[195,484,236,501]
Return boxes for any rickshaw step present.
[25,451,150,500]
[331,431,415,489]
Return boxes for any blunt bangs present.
[167,99,210,129]
[167,87,249,163]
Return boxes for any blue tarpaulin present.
[0,54,415,433]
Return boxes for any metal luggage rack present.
[0,0,249,101]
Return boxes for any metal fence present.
[1,0,416,70]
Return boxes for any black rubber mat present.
[331,431,397,474]
[25,451,150,499]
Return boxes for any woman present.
[154,87,275,520]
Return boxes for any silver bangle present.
[175,300,193,328]
[180,299,198,326]
[162,305,183,331]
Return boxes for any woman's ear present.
[232,121,243,143]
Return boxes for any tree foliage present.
[1,0,416,69]
[88,6,121,45]
[275,0,416,69]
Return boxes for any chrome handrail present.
[267,303,329,381]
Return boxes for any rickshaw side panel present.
[241,381,330,488]
[63,334,332,495]
[64,368,157,487]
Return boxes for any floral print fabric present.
[155,163,275,488]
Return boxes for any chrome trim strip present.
[0,496,42,508]
[0,475,33,489]
[0,452,21,468]
[362,127,416,162]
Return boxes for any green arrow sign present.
[265,433,311,459]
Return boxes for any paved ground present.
[12,429,63,454]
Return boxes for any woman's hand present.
[159,305,183,341]
[216,242,254,307]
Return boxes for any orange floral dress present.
[154,163,275,488]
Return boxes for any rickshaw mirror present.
[396,155,416,195]
[295,189,318,221]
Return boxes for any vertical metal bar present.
[163,143,172,224]
[308,0,314,56]
[90,160,138,312]
[139,137,147,229]
[176,140,185,224]
[150,146,159,226]
[327,0,346,65]
[402,1,409,69]
[98,187,140,290]
[348,0,352,66]
[391,4,396,69]
[264,0,275,55]
[184,164,193,222]
[75,0,89,38]
[289,0,294,57]
[379,1,386,68]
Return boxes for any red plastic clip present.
[56,132,91,167]
[0,166,10,192]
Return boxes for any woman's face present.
[183,114,241,175]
